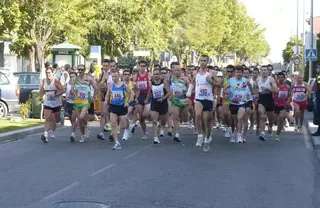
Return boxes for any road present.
[0,121,319,208]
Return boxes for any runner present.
[106,71,134,150]
[170,62,189,142]
[221,65,234,139]
[194,55,215,151]
[250,67,259,134]
[147,68,171,144]
[122,69,137,140]
[65,70,77,125]
[242,67,254,140]
[226,65,253,143]
[255,65,278,141]
[292,72,310,132]
[39,67,64,143]
[133,60,151,140]
[70,65,98,143]
[273,72,291,141]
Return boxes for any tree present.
[282,36,303,64]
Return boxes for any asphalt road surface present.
[0,122,319,208]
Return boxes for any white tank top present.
[195,72,213,101]
[258,77,272,94]
[65,83,74,104]
[43,78,62,108]
[107,72,113,85]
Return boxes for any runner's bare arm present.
[162,80,172,100]
[39,79,45,101]
[99,73,108,90]
[145,81,152,103]
[247,80,253,95]
[305,82,311,96]
[270,77,278,93]
[54,78,65,96]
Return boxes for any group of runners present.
[39,55,310,152]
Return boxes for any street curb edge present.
[306,121,320,149]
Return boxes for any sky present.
[240,0,320,63]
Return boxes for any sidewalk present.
[305,111,320,149]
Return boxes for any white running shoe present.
[195,134,204,147]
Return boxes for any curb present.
[306,121,320,149]
[0,125,67,143]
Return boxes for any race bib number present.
[278,90,288,100]
[113,91,124,100]
[153,90,163,99]
[77,92,86,100]
[173,87,183,98]
[46,91,55,101]
[295,92,306,101]
[199,88,208,97]
[138,81,147,90]
[67,93,74,100]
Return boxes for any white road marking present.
[40,181,80,202]
[124,150,141,159]
[89,163,115,177]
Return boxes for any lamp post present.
[309,0,314,80]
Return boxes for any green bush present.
[19,97,32,119]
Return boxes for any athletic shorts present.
[229,104,246,115]
[73,103,89,112]
[293,100,307,111]
[274,106,286,115]
[44,105,60,113]
[137,94,150,106]
[65,102,74,116]
[246,101,253,110]
[129,101,136,107]
[258,95,275,112]
[88,102,95,115]
[188,94,195,106]
[151,100,168,115]
[195,99,213,112]
[109,104,128,116]
[171,97,188,109]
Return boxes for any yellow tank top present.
[125,81,133,103]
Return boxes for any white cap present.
[217,71,223,77]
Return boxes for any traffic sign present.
[294,57,300,65]
[305,49,317,61]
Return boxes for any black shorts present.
[196,99,213,112]
[109,104,128,116]
[229,104,246,115]
[151,100,168,115]
[65,102,74,116]
[137,94,149,106]
[88,102,94,115]
[129,101,136,108]
[274,106,286,115]
[258,94,275,112]
[246,101,253,110]
[44,105,60,113]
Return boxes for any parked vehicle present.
[0,69,20,117]
[14,72,40,103]
[307,78,316,112]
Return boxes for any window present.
[17,75,28,85]
[30,75,39,84]
[0,72,9,85]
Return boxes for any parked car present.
[14,72,40,103]
[0,69,20,117]
[307,78,316,112]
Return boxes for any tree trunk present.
[35,43,45,80]
[27,45,35,72]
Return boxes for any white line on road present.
[40,181,80,202]
[89,163,115,177]
[124,150,141,159]
[302,126,312,149]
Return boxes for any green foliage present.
[282,36,303,64]
[0,0,270,65]
[19,98,31,120]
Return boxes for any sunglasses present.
[161,72,167,74]
[153,73,159,76]
[78,68,85,71]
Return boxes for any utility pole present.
[302,0,306,74]
[309,0,314,80]
[295,0,299,72]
